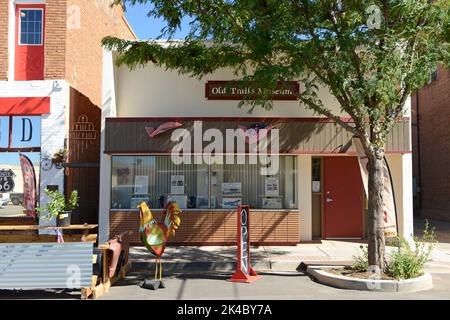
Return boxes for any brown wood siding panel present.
[105,119,410,153]
[110,210,299,245]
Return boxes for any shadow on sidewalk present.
[0,288,81,300]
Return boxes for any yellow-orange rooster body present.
[138,201,181,280]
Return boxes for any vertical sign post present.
[228,205,261,283]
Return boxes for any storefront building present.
[0,0,135,227]
[99,50,414,245]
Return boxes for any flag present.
[19,153,37,218]
[352,138,398,237]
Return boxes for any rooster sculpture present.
[138,201,182,287]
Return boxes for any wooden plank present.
[0,224,98,231]
[0,234,97,243]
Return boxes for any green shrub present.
[351,245,368,272]
[36,189,79,221]
[386,220,437,280]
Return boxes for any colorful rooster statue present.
[138,201,181,289]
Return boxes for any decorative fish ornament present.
[145,122,183,138]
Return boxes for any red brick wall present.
[66,0,135,106]
[110,210,300,245]
[0,0,134,105]
[44,0,67,79]
[412,65,450,221]
[0,0,9,80]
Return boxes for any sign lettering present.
[228,205,260,282]
[240,209,249,274]
[205,81,299,100]
[10,116,41,148]
[0,169,15,192]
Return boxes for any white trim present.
[17,8,44,46]
[298,155,312,241]
[14,0,46,4]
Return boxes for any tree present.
[103,0,450,270]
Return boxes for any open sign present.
[228,205,261,283]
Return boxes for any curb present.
[307,266,433,292]
[130,259,355,273]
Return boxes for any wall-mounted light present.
[52,81,62,91]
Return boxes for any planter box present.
[307,266,433,292]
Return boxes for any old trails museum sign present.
[205,81,299,100]
[228,205,261,283]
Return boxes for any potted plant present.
[52,149,68,169]
[37,189,79,227]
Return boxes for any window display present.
[111,155,297,210]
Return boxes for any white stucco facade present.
[98,50,414,244]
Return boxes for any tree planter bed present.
[307,266,433,292]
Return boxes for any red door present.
[323,157,363,238]
[15,4,45,81]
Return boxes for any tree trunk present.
[367,148,386,271]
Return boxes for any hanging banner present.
[19,153,37,218]
[352,138,397,237]
[228,205,261,283]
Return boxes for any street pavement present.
[1,217,450,300]
[98,218,450,300]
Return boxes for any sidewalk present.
[130,239,450,273]
[131,240,367,273]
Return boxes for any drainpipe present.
[415,91,422,213]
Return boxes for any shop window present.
[14,4,45,81]
[111,155,298,210]
[0,115,41,218]
[111,156,208,210]
[19,9,44,45]
[312,158,321,193]
[0,152,40,218]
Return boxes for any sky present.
[124,2,191,40]
[0,153,40,167]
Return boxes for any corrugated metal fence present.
[0,242,93,289]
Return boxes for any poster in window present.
[170,175,185,194]
[222,182,241,196]
[262,197,283,209]
[134,175,148,194]
[131,197,150,208]
[265,177,279,196]
[167,194,188,208]
[222,197,242,209]
[312,181,321,193]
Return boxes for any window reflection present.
[0,152,40,217]
[111,155,297,210]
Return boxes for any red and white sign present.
[19,153,37,218]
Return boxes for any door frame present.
[322,156,364,239]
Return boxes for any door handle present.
[326,198,333,203]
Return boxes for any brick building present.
[0,0,135,227]
[412,65,450,222]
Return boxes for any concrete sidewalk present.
[129,218,450,273]
[130,241,364,272]
[130,239,450,273]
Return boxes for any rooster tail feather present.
[163,201,182,238]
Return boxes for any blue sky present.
[124,2,191,40]
[0,153,40,166]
